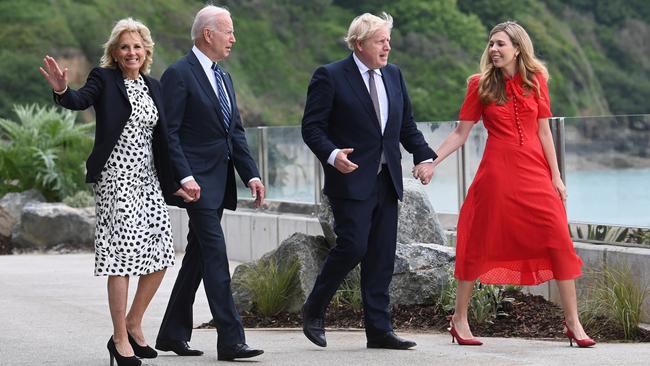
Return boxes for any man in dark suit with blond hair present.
[301,12,436,350]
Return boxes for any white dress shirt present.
[327,53,389,167]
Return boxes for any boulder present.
[317,178,447,247]
[232,233,330,313]
[398,179,447,245]
[0,206,15,254]
[0,189,46,222]
[12,202,95,251]
[389,243,455,305]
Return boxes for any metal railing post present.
[456,121,468,210]
[314,156,323,205]
[550,117,566,182]
[257,127,269,187]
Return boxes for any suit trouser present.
[157,207,245,350]
[305,168,398,337]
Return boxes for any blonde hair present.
[191,5,231,41]
[344,12,393,51]
[476,21,548,105]
[100,18,155,74]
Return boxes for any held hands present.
[180,180,201,202]
[412,162,434,185]
[249,180,266,208]
[39,55,68,93]
[173,188,194,203]
[334,148,358,174]
[552,175,568,203]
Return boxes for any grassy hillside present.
[0,0,648,125]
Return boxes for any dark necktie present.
[211,63,232,129]
[367,70,381,129]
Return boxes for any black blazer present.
[161,51,259,210]
[302,54,436,200]
[54,67,179,197]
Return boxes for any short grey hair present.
[344,12,393,51]
[191,5,231,41]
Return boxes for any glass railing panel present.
[464,122,488,185]
[563,114,650,227]
[252,126,316,203]
[404,122,459,214]
[237,127,260,200]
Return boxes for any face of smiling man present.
[355,25,391,70]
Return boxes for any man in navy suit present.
[301,12,436,350]
[155,5,264,361]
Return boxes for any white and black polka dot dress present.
[93,75,175,276]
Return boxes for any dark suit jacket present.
[54,67,179,196]
[302,54,436,201]
[161,50,259,210]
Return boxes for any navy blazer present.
[161,51,259,210]
[302,54,436,200]
[54,67,179,196]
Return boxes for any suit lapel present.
[343,55,381,133]
[112,68,129,103]
[187,52,221,113]
[142,74,163,118]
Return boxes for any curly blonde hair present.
[476,21,548,105]
[100,18,155,74]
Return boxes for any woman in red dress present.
[413,21,595,347]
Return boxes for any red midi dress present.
[454,73,583,285]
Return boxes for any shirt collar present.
[192,45,216,71]
[353,52,382,77]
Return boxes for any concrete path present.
[1,253,649,366]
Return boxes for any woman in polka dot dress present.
[40,18,192,366]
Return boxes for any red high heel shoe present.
[447,316,483,346]
[563,320,596,348]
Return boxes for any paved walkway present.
[1,253,650,365]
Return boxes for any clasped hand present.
[412,162,434,185]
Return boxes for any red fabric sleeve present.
[458,75,483,122]
[536,73,552,118]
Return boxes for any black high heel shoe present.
[107,337,141,366]
[128,332,158,358]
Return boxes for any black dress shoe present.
[367,332,417,350]
[302,305,326,347]
[217,344,264,361]
[155,339,204,356]
[127,333,157,359]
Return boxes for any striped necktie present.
[211,63,232,129]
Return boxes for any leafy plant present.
[332,265,363,312]
[580,264,649,340]
[241,258,300,317]
[569,224,629,244]
[63,190,95,208]
[628,228,650,245]
[0,104,93,201]
[438,268,512,325]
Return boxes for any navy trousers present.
[305,168,398,337]
[156,208,245,350]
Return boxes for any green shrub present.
[63,190,95,208]
[438,268,511,325]
[0,104,93,201]
[332,265,363,312]
[580,264,649,340]
[242,258,300,317]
